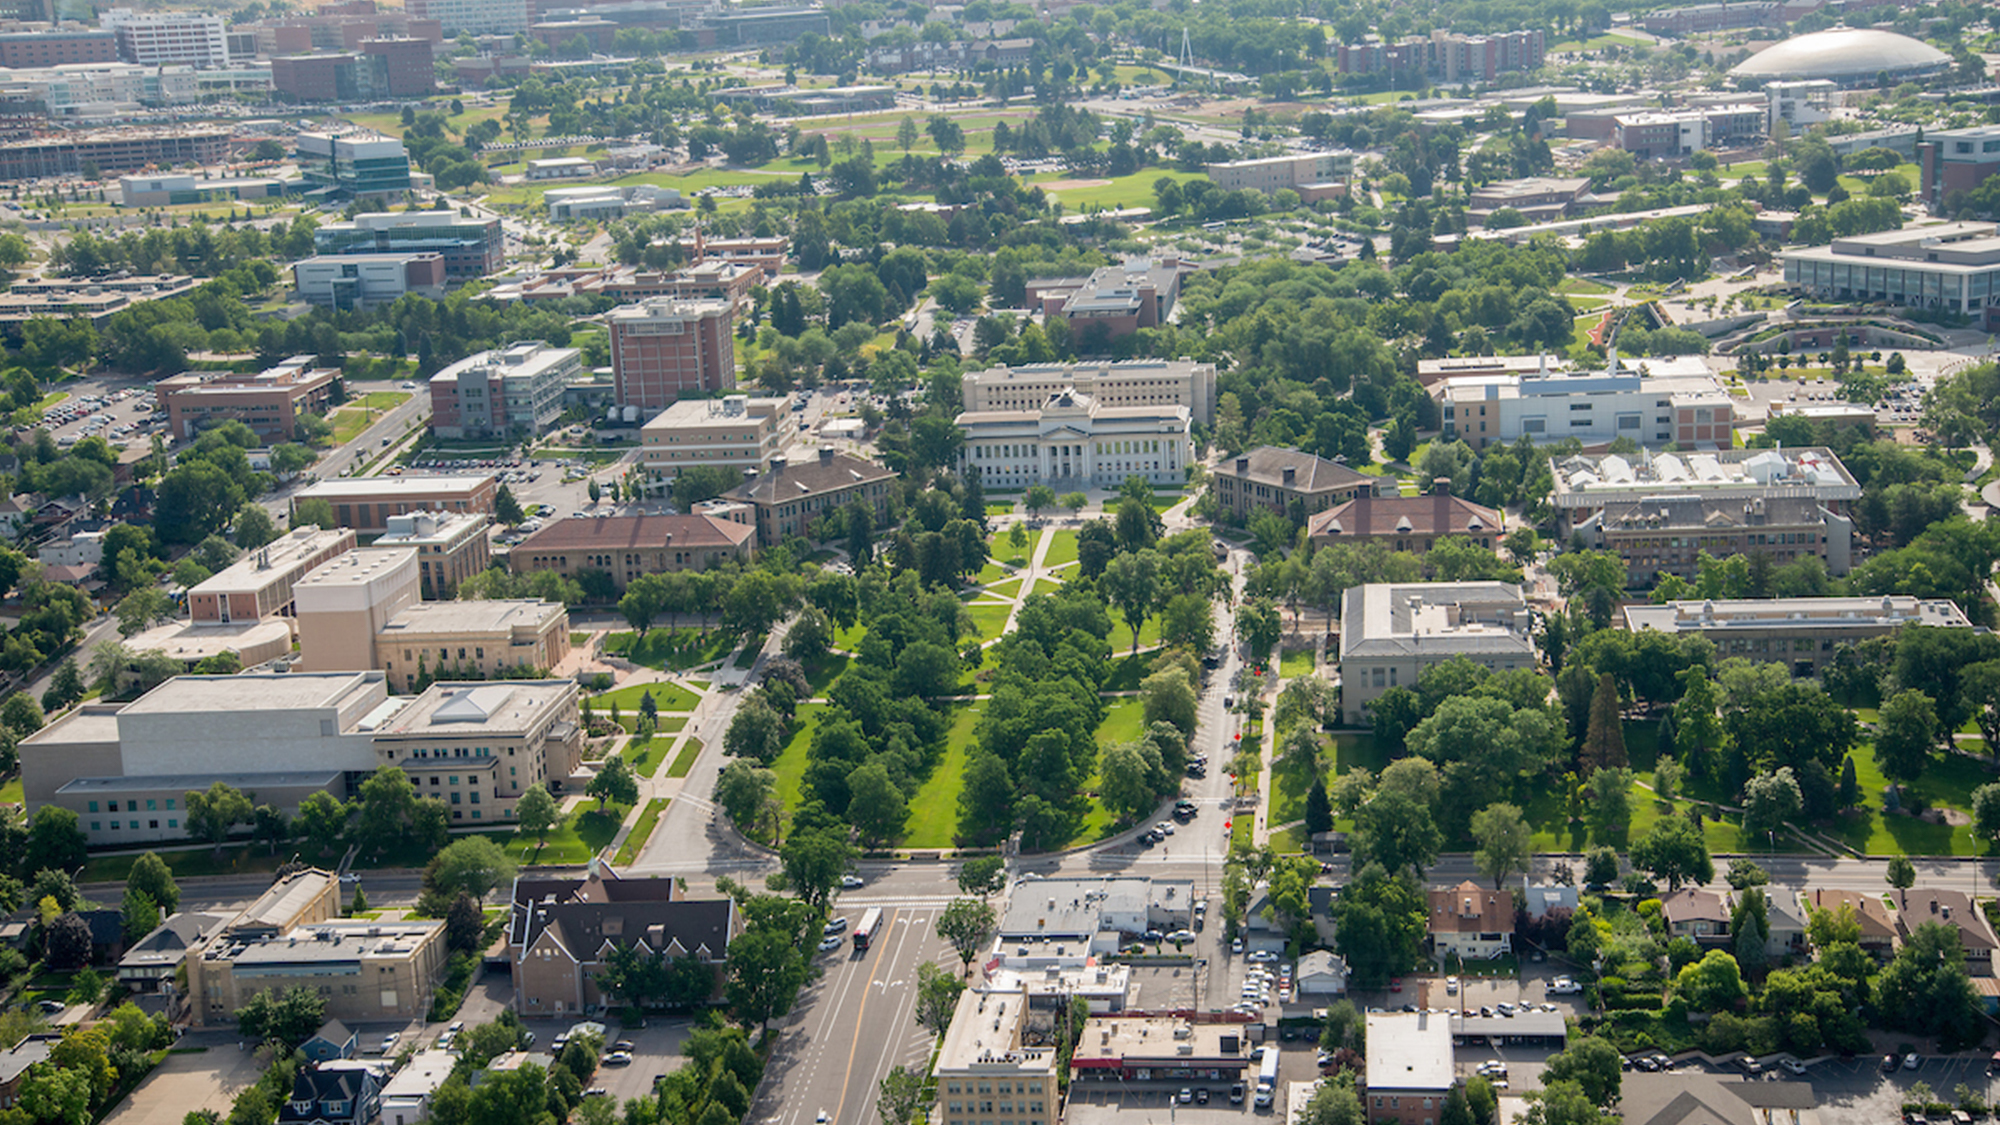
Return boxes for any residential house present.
[1523,883,1578,920]
[1765,893,1808,961]
[278,1066,382,1125]
[116,910,228,992]
[1296,949,1350,997]
[381,1050,454,1125]
[1894,888,1999,975]
[301,1019,357,1064]
[1661,888,1731,946]
[1427,880,1512,961]
[78,908,127,965]
[1806,888,1897,956]
[1619,1072,1817,1125]
[0,1035,58,1111]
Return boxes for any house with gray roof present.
[1337,582,1536,724]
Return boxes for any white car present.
[1247,950,1279,963]
[1779,1059,1807,1075]
[379,1033,402,1053]
[840,874,865,889]
[818,935,844,952]
[825,917,849,934]
[1547,978,1582,995]
[1154,821,1175,836]
[603,1051,634,1066]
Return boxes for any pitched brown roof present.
[723,451,896,505]
[1218,446,1371,494]
[513,513,753,553]
[1427,880,1511,935]
[1806,888,1896,941]
[1894,887,1999,951]
[1661,887,1729,926]
[1306,489,1502,540]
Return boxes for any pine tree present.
[1579,673,1628,776]
[1838,755,1859,809]
[1304,778,1333,837]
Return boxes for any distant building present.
[102,8,230,67]
[0,273,199,330]
[154,354,341,443]
[1436,356,1735,450]
[1783,221,2000,329]
[187,525,356,624]
[1211,446,1373,523]
[372,510,493,596]
[293,253,447,310]
[1337,29,1544,81]
[713,448,897,547]
[294,131,412,197]
[1204,151,1355,194]
[292,475,498,534]
[1363,1013,1455,1125]
[606,297,737,412]
[524,156,595,179]
[511,513,755,591]
[539,183,684,221]
[1638,1,1780,34]
[0,125,234,180]
[1025,257,1182,346]
[0,29,117,68]
[639,394,787,477]
[1306,480,1502,555]
[120,173,299,208]
[370,680,584,822]
[703,7,829,44]
[1623,596,1972,674]
[1338,582,1536,725]
[935,988,1060,1125]
[955,388,1193,491]
[313,211,502,277]
[507,864,737,1014]
[1466,176,1589,224]
[962,360,1216,426]
[1767,79,1835,130]
[1611,103,1764,158]
[428,340,579,439]
[405,0,530,35]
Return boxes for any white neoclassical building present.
[956,389,1193,490]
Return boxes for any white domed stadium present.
[1728,27,1950,83]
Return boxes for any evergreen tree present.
[1304,778,1333,837]
[1579,673,1627,775]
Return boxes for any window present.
[168,819,177,829]
[88,802,97,813]
[147,799,157,811]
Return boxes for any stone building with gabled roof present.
[507,861,738,1017]
[1212,446,1374,522]
[1305,480,1502,554]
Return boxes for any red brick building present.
[606,297,736,412]
[154,355,340,444]
[362,36,434,96]
[0,30,117,67]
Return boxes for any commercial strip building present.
[507,864,737,1016]
[510,513,755,591]
[711,448,898,547]
[1203,151,1356,195]
[962,360,1217,426]
[1550,447,1862,580]
[955,389,1194,491]
[428,340,578,439]
[101,8,230,67]
[295,131,413,198]
[1337,582,1537,725]
[372,510,492,596]
[293,252,447,310]
[189,526,356,624]
[0,273,198,330]
[154,354,342,444]
[314,211,502,277]
[606,297,737,412]
[188,868,447,1028]
[369,679,584,823]
[1305,481,1503,555]
[1069,1016,1257,1087]
[1622,596,1972,673]
[292,475,498,534]
[1211,446,1375,522]
[1025,258,1183,345]
[1435,356,1735,450]
[1781,222,2000,329]
[639,394,787,477]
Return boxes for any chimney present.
[1236,457,1249,474]
[1282,466,1296,485]
[1432,477,1451,498]
[770,455,787,476]
[819,446,835,464]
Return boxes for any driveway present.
[103,1033,267,1125]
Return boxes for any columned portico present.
[956,388,1193,490]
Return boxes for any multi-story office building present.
[639,394,786,477]
[405,0,530,34]
[1435,357,1735,450]
[962,360,1216,426]
[187,525,356,624]
[1918,126,2000,213]
[190,902,447,1027]
[955,389,1193,491]
[0,125,232,180]
[314,211,502,277]
[703,7,827,44]
[606,297,736,412]
[1337,582,1537,725]
[292,475,498,534]
[1211,446,1374,522]
[933,988,1059,1125]
[273,38,432,100]
[292,253,446,310]
[372,511,492,596]
[1623,596,1973,675]
[154,354,341,443]
[1782,222,2000,330]
[1638,1,1780,34]
[511,513,754,591]
[369,679,583,821]
[1025,258,1182,345]
[362,36,434,95]
[294,130,412,197]
[428,341,577,439]
[0,30,117,67]
[0,273,198,329]
[101,9,230,67]
[713,448,898,547]
[1203,152,1355,194]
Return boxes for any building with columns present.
[954,389,1192,491]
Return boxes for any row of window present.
[94,819,175,831]
[89,798,173,813]
[944,1083,1040,1095]
[943,1104,1045,1116]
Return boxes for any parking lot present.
[102,1031,267,1125]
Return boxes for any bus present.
[851,907,885,952]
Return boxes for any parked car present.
[1547,978,1582,995]
[604,1052,633,1066]
[825,917,849,934]
[1779,1059,1807,1076]
[818,935,844,952]
[1178,1089,1194,1105]
[840,874,865,888]
[1230,1084,1246,1105]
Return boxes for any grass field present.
[613,798,669,865]
[589,681,700,715]
[1026,168,1205,212]
[602,629,737,671]
[1097,697,1149,749]
[1107,614,1162,655]
[1279,648,1316,678]
[1548,31,1646,49]
[769,703,827,814]
[621,734,669,777]
[1558,278,1615,296]
[504,804,625,864]
[0,775,19,806]
[965,600,1014,639]
[667,738,704,779]
[903,704,981,847]
[1043,530,1080,568]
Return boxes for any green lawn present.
[802,653,848,696]
[1026,168,1205,212]
[983,576,1024,600]
[82,845,285,883]
[834,621,869,654]
[734,633,766,669]
[903,704,981,848]
[1279,648,1316,678]
[503,804,625,865]
[621,734,669,777]
[1549,31,1646,49]
[1558,277,1615,296]
[613,798,668,866]
[965,601,1014,639]
[0,775,20,806]
[985,501,1017,518]
[1107,614,1162,655]
[667,738,704,779]
[769,703,827,815]
[1097,696,1149,748]
[602,629,737,671]
[356,391,411,410]
[1820,739,1994,856]
[1043,530,1080,568]
[589,681,700,714]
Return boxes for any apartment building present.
[154,354,341,443]
[292,475,498,534]
[934,988,1060,1125]
[955,389,1193,490]
[294,131,412,197]
[369,680,583,822]
[962,360,1216,426]
[1436,357,1734,450]
[188,526,356,624]
[190,900,447,1027]
[1203,152,1355,194]
[101,9,230,67]
[511,513,754,591]
[606,297,736,412]
[640,394,786,476]
[314,211,502,277]
[372,510,492,595]
[0,30,117,67]
[714,448,897,547]
[428,341,578,439]
[1338,583,1537,725]
[293,253,447,310]
[1211,446,1373,522]
[1623,595,1972,674]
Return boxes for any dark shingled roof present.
[513,513,753,553]
[722,451,896,504]
[1217,446,1371,493]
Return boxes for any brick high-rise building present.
[362,37,434,96]
[0,30,117,67]
[606,297,735,412]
